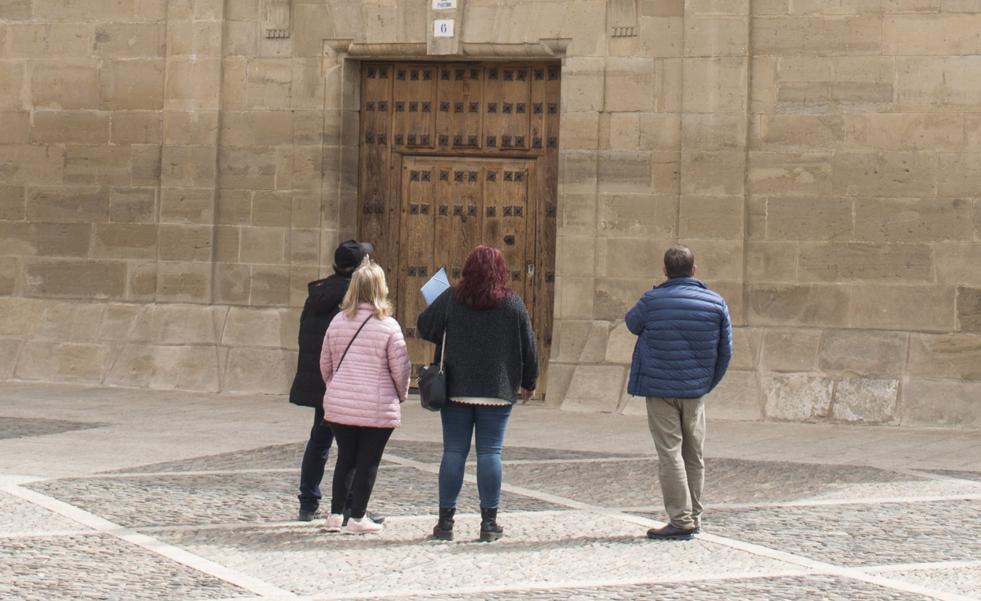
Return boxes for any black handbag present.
[419,330,448,411]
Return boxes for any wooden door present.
[358,61,560,396]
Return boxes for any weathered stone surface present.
[224,347,294,393]
[797,243,934,282]
[562,365,627,413]
[850,285,956,332]
[748,284,850,327]
[106,343,220,392]
[23,259,126,299]
[130,304,225,345]
[901,378,981,428]
[220,307,291,348]
[763,374,834,421]
[957,286,981,333]
[854,198,974,242]
[908,333,981,380]
[832,378,900,424]
[14,341,111,384]
[818,330,909,377]
[26,187,109,224]
[705,370,763,421]
[749,153,833,197]
[0,337,20,378]
[761,328,821,372]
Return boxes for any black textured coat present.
[417,289,538,403]
[289,274,351,407]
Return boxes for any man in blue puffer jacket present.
[625,245,732,540]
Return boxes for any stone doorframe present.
[319,38,570,403]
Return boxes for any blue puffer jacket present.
[625,277,732,398]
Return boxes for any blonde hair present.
[341,259,393,319]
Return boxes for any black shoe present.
[342,509,385,526]
[431,507,455,541]
[297,508,318,522]
[646,524,696,540]
[479,508,504,543]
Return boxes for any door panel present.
[361,61,559,396]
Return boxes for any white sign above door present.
[434,19,455,38]
[433,0,457,9]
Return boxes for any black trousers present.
[326,422,394,519]
[298,406,334,511]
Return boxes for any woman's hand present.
[519,387,535,401]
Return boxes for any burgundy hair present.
[454,245,512,310]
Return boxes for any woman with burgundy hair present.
[417,245,538,542]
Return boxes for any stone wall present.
[1,0,979,428]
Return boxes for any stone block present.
[30,111,109,144]
[94,22,165,58]
[763,373,834,421]
[32,0,136,20]
[818,329,909,376]
[748,284,850,327]
[125,260,157,301]
[110,111,162,145]
[746,241,797,282]
[604,58,655,112]
[92,224,157,260]
[106,343,220,392]
[655,58,683,112]
[158,188,213,224]
[765,197,851,241]
[607,113,640,150]
[884,14,981,55]
[597,151,652,193]
[0,110,30,144]
[605,320,637,365]
[596,238,671,279]
[908,333,981,380]
[831,82,895,108]
[757,115,843,150]
[937,153,981,198]
[0,185,25,221]
[0,256,18,295]
[776,56,834,83]
[164,57,222,111]
[681,151,745,196]
[559,113,600,151]
[749,152,834,197]
[896,56,981,110]
[0,62,24,110]
[33,301,105,342]
[705,371,763,421]
[158,224,212,261]
[832,378,900,424]
[224,347,294,393]
[30,61,100,109]
[562,57,605,112]
[131,144,162,186]
[593,277,651,321]
[215,262,250,304]
[155,262,211,302]
[761,328,821,372]
[239,226,286,264]
[26,186,108,223]
[776,82,833,113]
[900,378,981,428]
[216,190,252,225]
[23,258,126,299]
[958,286,981,333]
[61,146,131,186]
[160,145,216,188]
[639,113,681,150]
[551,320,611,364]
[844,113,962,151]
[681,239,743,281]
[855,198,972,243]
[684,16,749,57]
[130,303,224,345]
[14,341,110,384]
[597,193,675,238]
[0,0,32,20]
[753,16,882,54]
[5,23,93,58]
[213,225,239,263]
[641,0,685,16]
[682,58,748,113]
[0,145,65,185]
[944,0,981,11]
[109,187,156,224]
[250,265,290,306]
[0,337,20,378]
[218,146,277,190]
[562,364,627,413]
[100,59,165,110]
[221,307,291,348]
[98,304,141,341]
[32,223,92,257]
[679,195,744,239]
[851,285,956,331]
[219,110,292,147]
[555,277,595,319]
[163,111,218,146]
[288,229,319,266]
[682,113,747,151]
[798,242,934,282]
[543,362,576,409]
[934,242,981,286]
[246,59,292,110]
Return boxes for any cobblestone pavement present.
[2,384,980,601]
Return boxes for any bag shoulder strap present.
[336,314,373,373]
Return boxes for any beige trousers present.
[646,396,706,530]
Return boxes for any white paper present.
[434,19,455,38]
[433,0,457,9]
[421,267,451,305]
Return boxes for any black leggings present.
[326,422,394,519]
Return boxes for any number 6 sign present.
[434,19,455,38]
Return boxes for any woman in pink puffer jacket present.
[320,260,410,534]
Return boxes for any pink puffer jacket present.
[320,304,410,428]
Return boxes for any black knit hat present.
[334,240,374,272]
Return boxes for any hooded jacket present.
[289,274,351,407]
[625,277,732,398]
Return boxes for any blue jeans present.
[438,401,512,510]
[297,406,334,511]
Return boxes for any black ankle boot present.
[479,508,503,542]
[432,507,455,541]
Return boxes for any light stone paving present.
[2,385,980,601]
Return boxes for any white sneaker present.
[323,513,344,533]
[345,515,383,534]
